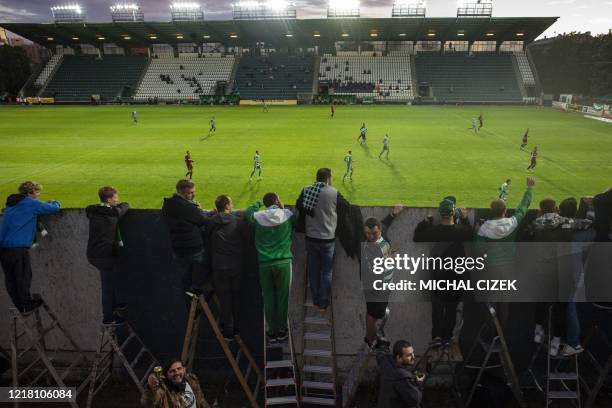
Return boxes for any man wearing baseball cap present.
[414,195,472,347]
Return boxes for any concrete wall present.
[3,207,554,382]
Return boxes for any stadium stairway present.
[42,55,147,102]
[233,53,315,100]
[414,53,523,103]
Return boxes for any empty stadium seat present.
[233,54,314,100]
[134,56,235,101]
[42,55,147,102]
[318,55,413,102]
[414,53,522,102]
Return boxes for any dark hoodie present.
[162,194,213,256]
[376,351,422,408]
[207,212,246,270]
[85,203,129,259]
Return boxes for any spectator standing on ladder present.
[0,181,60,314]
[86,186,130,325]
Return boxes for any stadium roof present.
[1,17,558,48]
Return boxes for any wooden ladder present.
[85,321,159,408]
[181,293,262,408]
[9,293,87,408]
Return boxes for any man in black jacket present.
[413,196,472,346]
[86,186,129,324]
[162,179,213,304]
[376,339,423,408]
[208,195,245,340]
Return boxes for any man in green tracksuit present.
[476,177,535,265]
[245,192,295,344]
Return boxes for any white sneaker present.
[534,324,545,344]
[549,336,561,357]
[561,344,584,357]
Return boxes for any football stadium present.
[0,0,611,407]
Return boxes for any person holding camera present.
[376,339,424,408]
[413,196,472,347]
[0,181,60,314]
[142,358,210,408]
[86,186,129,325]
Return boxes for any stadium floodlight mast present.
[327,0,360,18]
[457,0,492,18]
[51,4,85,23]
[392,0,426,18]
[110,3,144,22]
[232,0,297,20]
[170,2,204,22]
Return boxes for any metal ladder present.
[181,293,262,408]
[299,271,338,407]
[543,305,581,407]
[86,321,159,408]
[264,317,300,406]
[581,303,612,408]
[463,303,526,408]
[9,293,87,408]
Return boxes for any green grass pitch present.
[0,105,610,210]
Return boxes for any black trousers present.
[89,257,125,322]
[212,266,242,336]
[0,247,33,312]
[432,298,459,341]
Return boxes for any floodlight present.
[110,3,144,22]
[171,2,204,21]
[392,0,426,17]
[51,4,85,23]
[457,0,492,17]
[327,0,360,18]
[231,0,296,20]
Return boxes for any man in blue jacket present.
[0,181,60,314]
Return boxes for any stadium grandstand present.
[2,11,556,105]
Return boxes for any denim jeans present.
[89,257,125,322]
[565,302,581,347]
[174,250,208,298]
[305,239,335,309]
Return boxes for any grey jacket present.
[304,184,338,240]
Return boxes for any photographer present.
[376,339,423,408]
[0,181,60,314]
[413,196,472,347]
[142,358,210,408]
[86,186,129,324]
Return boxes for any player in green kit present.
[250,150,262,180]
[208,116,216,136]
[379,134,390,160]
[357,123,367,145]
[343,150,353,182]
[498,179,511,200]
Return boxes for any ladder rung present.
[267,396,298,405]
[301,396,336,406]
[464,364,502,370]
[119,333,136,350]
[303,381,335,391]
[548,391,579,399]
[266,378,295,387]
[478,338,501,353]
[549,372,578,380]
[303,365,332,375]
[266,360,294,369]
[305,316,330,325]
[304,332,331,342]
[304,349,332,358]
